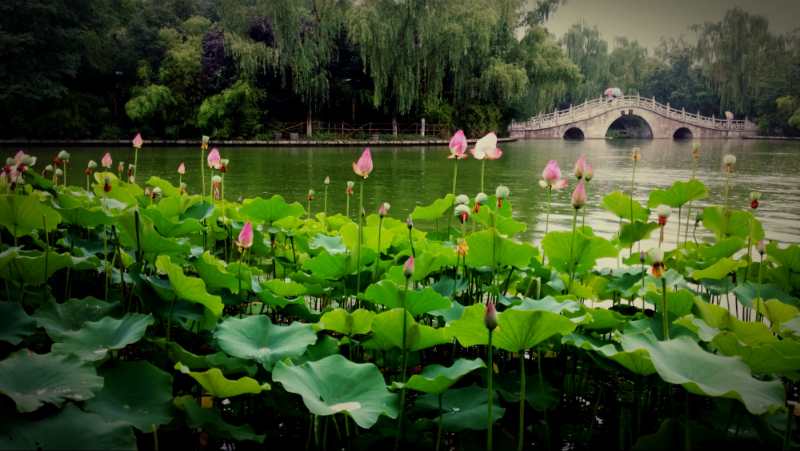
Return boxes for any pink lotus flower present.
[574,155,586,179]
[542,160,561,184]
[571,180,587,209]
[584,163,594,182]
[207,148,221,170]
[101,152,112,169]
[352,148,373,178]
[484,302,498,330]
[470,132,502,160]
[132,133,143,149]
[403,255,415,278]
[177,162,186,175]
[448,130,468,159]
[237,222,254,249]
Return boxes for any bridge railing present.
[510,95,753,131]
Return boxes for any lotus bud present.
[238,222,254,249]
[448,130,468,159]
[324,176,330,185]
[44,164,54,173]
[571,180,587,209]
[201,135,210,150]
[346,180,354,196]
[573,155,586,179]
[750,191,761,209]
[456,239,469,257]
[484,302,498,331]
[177,162,186,175]
[219,158,229,173]
[631,147,641,162]
[207,148,221,170]
[542,160,562,185]
[101,152,112,169]
[378,202,391,217]
[57,150,71,161]
[495,185,510,208]
[406,215,414,229]
[151,186,162,201]
[584,163,593,182]
[470,132,502,160]
[211,175,222,200]
[649,248,665,278]
[117,161,124,175]
[756,239,766,255]
[307,189,315,201]
[656,204,672,225]
[723,154,736,173]
[352,148,373,179]
[132,133,143,149]
[403,255,415,279]
[87,160,97,169]
[475,192,488,208]
[455,194,469,206]
[455,204,471,224]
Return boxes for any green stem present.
[201,148,206,201]
[356,180,364,297]
[539,352,551,451]
[518,352,526,451]
[544,187,552,235]
[324,185,328,216]
[133,148,139,183]
[481,159,486,193]
[487,328,494,451]
[567,208,579,292]
[661,277,670,340]
[394,277,410,450]
[435,393,444,451]
[676,207,682,248]
[447,159,459,240]
[374,217,383,282]
[346,195,350,218]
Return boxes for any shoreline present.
[742,135,800,140]
[0,137,518,147]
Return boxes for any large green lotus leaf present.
[674,314,721,342]
[447,303,489,347]
[145,176,181,198]
[303,251,351,280]
[702,206,764,241]
[366,308,450,351]
[465,229,537,269]
[84,361,173,431]
[239,195,305,223]
[734,283,799,309]
[33,297,119,341]
[472,207,527,237]
[194,251,241,293]
[411,243,457,280]
[253,286,304,309]
[411,194,455,221]
[643,288,696,317]
[0,404,136,450]
[118,211,190,262]
[0,247,18,272]
[647,179,708,208]
[55,194,113,228]
[562,332,656,375]
[52,313,154,362]
[712,332,800,376]
[619,221,659,246]
[542,230,618,275]
[150,338,257,377]
[181,200,215,221]
[309,234,347,255]
[0,250,92,286]
[0,193,61,238]
[272,354,398,428]
[511,296,582,314]
[601,191,649,222]
[493,309,576,353]
[758,299,800,326]
[174,395,264,442]
[401,358,485,394]
[621,324,785,414]
[690,257,746,280]
[292,335,341,365]
[92,171,143,206]
[417,385,505,431]
[0,350,103,412]
[363,280,450,316]
[697,237,746,261]
[263,279,307,297]
[143,207,202,238]
[0,302,36,345]
[318,308,375,336]
[768,242,800,271]
[156,255,223,318]
[175,362,269,398]
[580,307,629,330]
[215,315,317,370]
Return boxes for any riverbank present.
[0,137,517,147]
[743,135,800,140]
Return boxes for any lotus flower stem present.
[374,217,383,282]
[675,207,682,248]
[567,208,578,292]
[133,148,139,184]
[447,159,459,239]
[324,185,328,216]
[346,195,350,218]
[544,187,552,235]
[394,277,410,450]
[487,328,494,451]
[481,160,486,194]
[435,393,444,451]
[200,149,206,200]
[355,180,364,297]
[518,352,526,451]
[539,352,551,451]
[152,425,159,451]
[661,278,669,340]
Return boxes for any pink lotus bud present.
[571,180,587,209]
[573,155,586,179]
[584,163,593,182]
[403,255,415,278]
[207,148,221,170]
[470,132,502,160]
[484,302,498,330]
[542,160,561,184]
[132,133,143,149]
[238,222,254,249]
[378,202,391,217]
[448,130,468,159]
[352,148,373,178]
[177,162,186,175]
[101,152,112,169]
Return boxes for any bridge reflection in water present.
[510,95,758,139]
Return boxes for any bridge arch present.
[605,112,653,139]
[563,127,584,140]
[673,127,693,140]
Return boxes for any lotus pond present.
[1,137,800,450]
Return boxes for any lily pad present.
[363,280,451,316]
[272,354,398,428]
[647,179,708,208]
[0,350,103,413]
[0,302,36,345]
[417,385,505,431]
[401,358,485,394]
[214,315,317,370]
[0,193,61,238]
[156,255,223,318]
[411,194,455,221]
[465,229,537,269]
[33,297,119,340]
[601,191,649,222]
[493,309,577,352]
[542,230,617,275]
[691,257,746,280]
[239,195,305,224]
[318,308,375,336]
[84,361,173,431]
[366,308,450,351]
[174,395,264,442]
[175,362,270,398]
[52,313,154,362]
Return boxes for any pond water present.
[15,139,800,247]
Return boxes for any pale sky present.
[542,0,800,49]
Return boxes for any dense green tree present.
[560,22,609,104]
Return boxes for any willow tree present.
[219,0,344,135]
[560,22,610,104]
[608,37,649,95]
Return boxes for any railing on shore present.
[275,121,450,140]
[510,95,755,131]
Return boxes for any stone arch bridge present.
[509,95,758,139]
